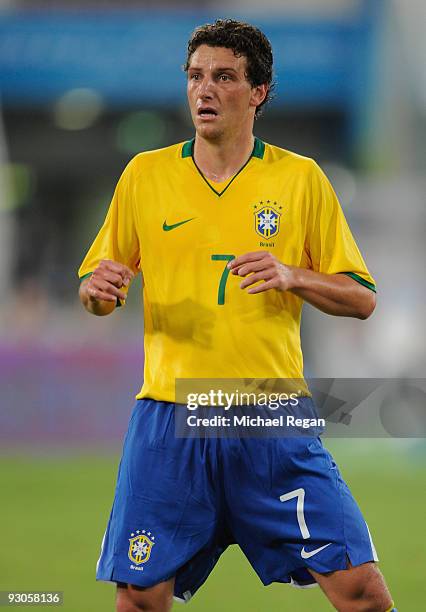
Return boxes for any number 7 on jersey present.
[211,254,235,305]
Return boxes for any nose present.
[198,75,215,99]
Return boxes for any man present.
[79,19,396,612]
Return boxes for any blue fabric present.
[96,399,378,600]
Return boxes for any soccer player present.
[78,19,396,612]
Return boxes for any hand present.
[86,260,134,303]
[227,251,296,295]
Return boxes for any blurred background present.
[0,0,425,610]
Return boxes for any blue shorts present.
[96,399,378,601]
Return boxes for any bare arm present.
[228,251,376,320]
[79,259,134,316]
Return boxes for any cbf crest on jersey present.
[254,201,282,240]
[128,530,155,565]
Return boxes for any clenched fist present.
[80,260,134,315]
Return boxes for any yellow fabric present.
[204,174,236,191]
[78,140,375,402]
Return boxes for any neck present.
[193,131,255,182]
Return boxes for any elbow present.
[355,290,377,320]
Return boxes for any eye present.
[219,74,231,81]
[190,73,200,81]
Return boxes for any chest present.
[134,164,310,265]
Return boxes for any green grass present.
[0,442,425,611]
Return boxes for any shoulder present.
[263,141,323,178]
[123,142,188,178]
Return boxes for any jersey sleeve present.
[305,161,376,292]
[77,159,141,302]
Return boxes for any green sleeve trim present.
[182,139,194,158]
[341,272,376,293]
[252,137,265,159]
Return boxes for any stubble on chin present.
[195,122,225,143]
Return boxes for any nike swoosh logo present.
[162,218,195,231]
[301,543,332,559]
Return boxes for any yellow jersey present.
[78,138,375,401]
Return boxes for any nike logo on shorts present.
[162,218,195,231]
[300,543,332,559]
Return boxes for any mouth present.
[197,107,218,119]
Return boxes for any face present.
[187,45,267,141]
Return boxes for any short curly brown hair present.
[184,19,275,118]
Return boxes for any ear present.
[250,83,268,109]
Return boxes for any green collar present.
[252,137,266,159]
[181,137,265,197]
[182,137,265,160]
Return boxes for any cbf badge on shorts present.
[128,530,155,570]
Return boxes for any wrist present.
[285,265,304,291]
